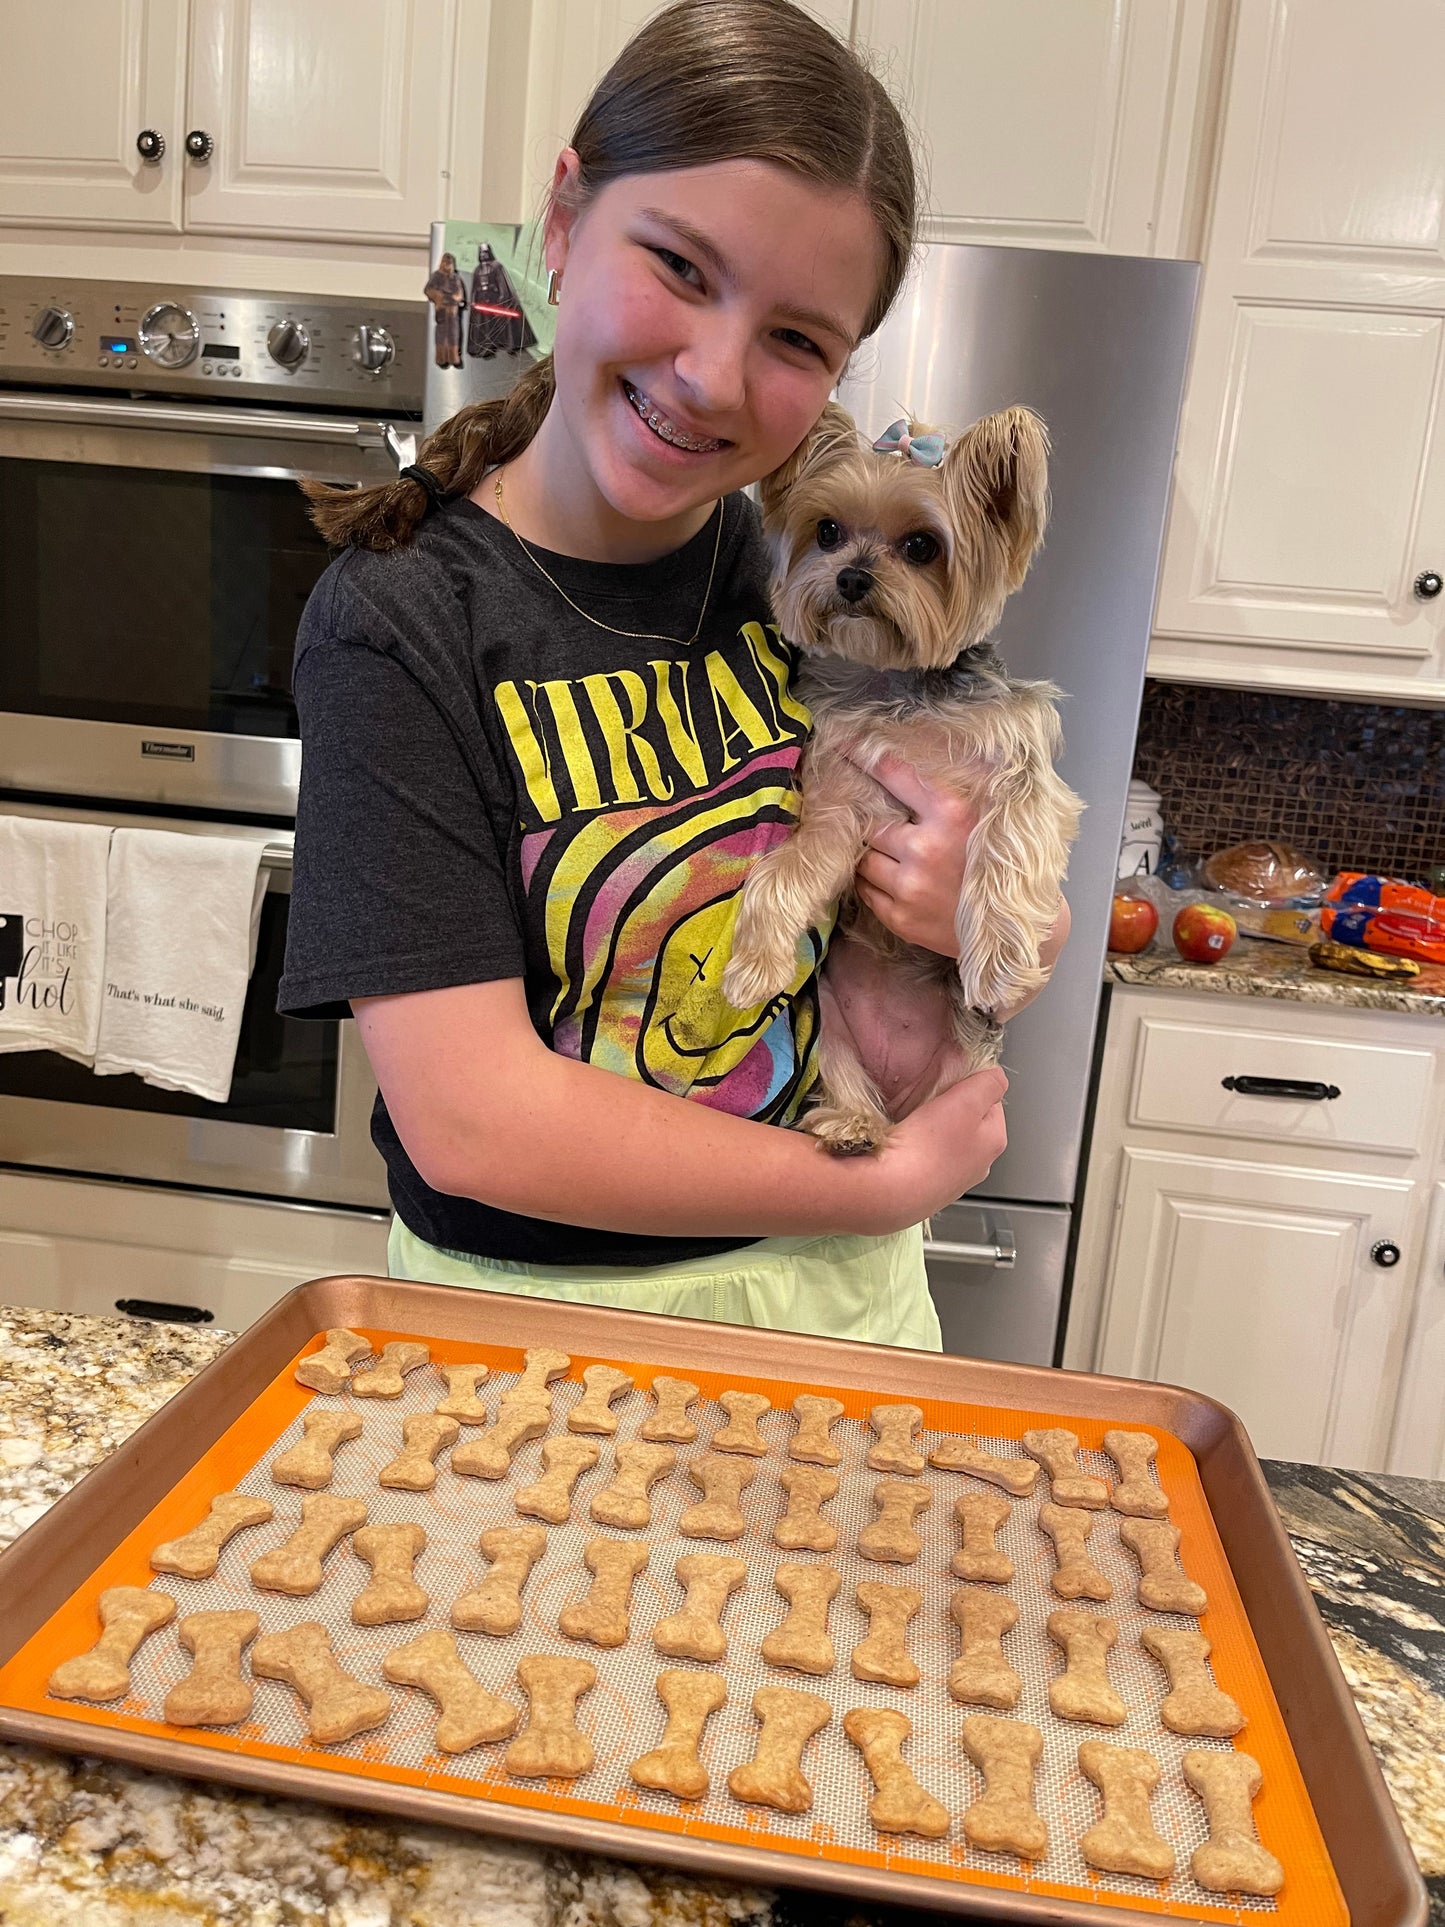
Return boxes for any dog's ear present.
[941,405,1050,587]
[758,400,860,527]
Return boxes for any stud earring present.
[546,269,561,306]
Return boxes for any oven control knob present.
[356,323,394,374]
[139,302,200,368]
[32,306,73,349]
[266,319,310,369]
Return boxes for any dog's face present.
[759,402,1050,670]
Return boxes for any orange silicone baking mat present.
[0,1329,1347,1926]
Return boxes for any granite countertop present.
[1104,937,1445,1015]
[0,1306,1440,1926]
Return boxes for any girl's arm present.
[354,978,1007,1238]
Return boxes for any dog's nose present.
[836,567,874,604]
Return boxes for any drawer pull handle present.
[115,1297,214,1325]
[1221,1075,1340,1101]
[922,1234,1017,1270]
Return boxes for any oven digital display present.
[202,342,240,360]
[104,338,134,354]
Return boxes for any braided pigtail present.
[301,355,557,551]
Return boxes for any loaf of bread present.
[1202,841,1321,902]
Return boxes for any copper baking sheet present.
[0,1278,1425,1927]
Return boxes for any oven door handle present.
[0,391,394,448]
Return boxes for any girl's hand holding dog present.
[853,750,1071,1013]
[853,1064,1010,1228]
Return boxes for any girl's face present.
[541,156,883,539]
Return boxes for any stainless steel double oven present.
[0,276,424,1211]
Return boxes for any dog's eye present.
[901,531,940,565]
[815,519,843,551]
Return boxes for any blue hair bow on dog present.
[871,418,945,466]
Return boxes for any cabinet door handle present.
[115,1297,214,1324]
[1221,1074,1340,1101]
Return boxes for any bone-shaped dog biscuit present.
[640,1375,699,1443]
[249,1494,367,1595]
[653,1553,747,1661]
[150,1491,273,1579]
[948,1588,1021,1709]
[928,1438,1038,1495]
[163,1610,260,1727]
[727,1685,830,1813]
[590,1441,675,1529]
[1182,1749,1285,1896]
[712,1389,771,1455]
[1142,1625,1244,1737]
[952,1491,1014,1583]
[1077,1739,1175,1880]
[1021,1428,1108,1508]
[1047,1610,1127,1725]
[761,1561,840,1675]
[961,1715,1048,1860]
[773,1465,838,1551]
[679,1453,755,1540]
[451,1400,550,1480]
[844,1706,950,1839]
[858,1479,932,1563]
[379,1413,460,1492]
[515,1434,600,1524]
[508,1347,570,1405]
[567,1363,632,1435]
[1040,1502,1112,1601]
[352,1521,428,1625]
[294,1328,369,1394]
[867,1403,924,1475]
[382,1628,518,1751]
[451,1525,547,1636]
[1103,1428,1170,1518]
[559,1536,649,1647]
[49,1587,176,1702]
[630,1668,728,1800]
[251,1621,391,1744]
[352,1340,430,1398]
[1120,1516,1208,1615]
[273,1411,363,1490]
[789,1393,844,1465]
[504,1653,596,1778]
[435,1362,490,1422]
[852,1581,921,1688]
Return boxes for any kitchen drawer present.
[924,1199,1068,1367]
[1129,1016,1433,1156]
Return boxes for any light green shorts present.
[386,1216,942,1352]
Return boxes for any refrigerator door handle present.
[923,1214,1016,1270]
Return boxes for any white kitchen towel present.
[93,830,267,1103]
[0,817,113,1064]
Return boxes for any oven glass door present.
[0,454,330,739]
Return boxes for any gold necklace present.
[492,475,724,646]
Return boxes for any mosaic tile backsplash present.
[1132,683,1445,886]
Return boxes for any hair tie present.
[400,463,448,509]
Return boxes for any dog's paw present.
[804,1106,893,1157]
[722,945,795,1011]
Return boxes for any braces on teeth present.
[626,384,723,452]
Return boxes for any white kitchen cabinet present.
[851,0,1219,255]
[0,0,188,230]
[1067,984,1445,1475]
[0,1169,389,1333]
[1094,1147,1414,1468]
[1149,0,1445,702]
[0,0,457,244]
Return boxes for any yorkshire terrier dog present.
[722,402,1082,1154]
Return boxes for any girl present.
[279,0,1068,1349]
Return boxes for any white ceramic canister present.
[1118,778,1164,879]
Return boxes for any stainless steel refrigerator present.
[423,239,1198,1367]
[837,244,1198,1366]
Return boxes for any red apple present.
[1173,902,1237,963]
[1109,893,1159,953]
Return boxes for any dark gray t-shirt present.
[278,491,829,1266]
